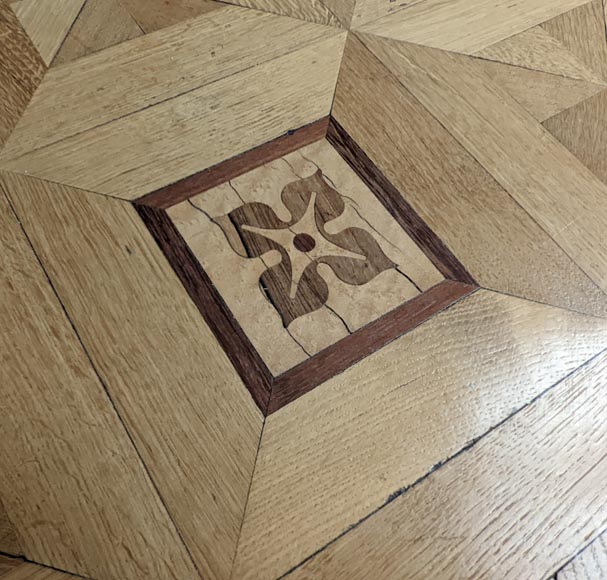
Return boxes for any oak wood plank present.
[12,0,86,65]
[1,6,342,163]
[233,290,607,580]
[222,0,340,27]
[4,172,263,580]
[357,0,592,53]
[332,35,607,317]
[0,4,45,149]
[0,555,22,577]
[2,563,80,579]
[559,534,607,579]
[0,499,20,556]
[121,0,221,32]
[361,34,607,298]
[53,0,143,65]
[0,182,199,580]
[1,32,346,199]
[287,348,607,580]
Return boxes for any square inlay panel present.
[136,118,476,414]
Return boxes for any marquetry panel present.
[4,172,262,580]
[0,184,198,579]
[233,290,607,580]
[286,349,607,580]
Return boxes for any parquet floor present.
[2,1,607,579]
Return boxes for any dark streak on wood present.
[134,203,273,412]
[327,117,476,285]
[136,117,330,209]
[268,280,477,414]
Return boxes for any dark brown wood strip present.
[137,117,329,209]
[134,203,273,412]
[268,280,477,414]
[327,117,476,285]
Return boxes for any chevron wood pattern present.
[2,2,607,580]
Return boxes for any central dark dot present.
[293,233,316,253]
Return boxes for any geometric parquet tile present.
[2,1,607,580]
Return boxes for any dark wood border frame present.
[134,116,477,415]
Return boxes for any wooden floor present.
[2,1,607,579]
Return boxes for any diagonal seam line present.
[353,31,607,307]
[0,550,93,580]
[277,345,607,579]
[2,29,346,165]
[1,187,204,580]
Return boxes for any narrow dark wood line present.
[134,204,273,412]
[136,117,330,209]
[268,280,476,414]
[327,117,476,285]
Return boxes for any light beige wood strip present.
[287,348,607,580]
[358,0,592,54]
[0,181,199,579]
[4,171,263,580]
[559,534,607,579]
[121,0,221,32]
[53,0,143,66]
[1,33,345,199]
[544,90,607,184]
[331,35,607,318]
[475,58,605,122]
[12,0,86,65]
[542,0,607,82]
[361,34,607,297]
[350,0,423,29]
[223,0,342,26]
[474,26,604,83]
[233,290,607,580]
[2,563,79,579]
[0,4,45,149]
[1,6,342,163]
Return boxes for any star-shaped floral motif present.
[219,170,396,326]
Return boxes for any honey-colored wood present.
[559,534,607,579]
[1,6,342,164]
[12,0,86,65]
[0,29,346,199]
[53,0,143,65]
[544,90,607,185]
[474,58,605,122]
[121,0,221,32]
[169,138,443,374]
[4,171,263,580]
[474,26,605,83]
[361,34,607,297]
[357,0,593,53]
[286,348,607,580]
[232,290,607,580]
[332,35,607,317]
[0,4,45,149]
[0,183,199,579]
[542,0,607,83]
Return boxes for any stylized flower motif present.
[218,170,395,326]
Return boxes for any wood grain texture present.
[474,25,605,83]
[0,555,22,577]
[12,0,86,64]
[233,290,607,580]
[138,118,329,208]
[559,534,607,579]
[362,34,607,299]
[0,499,20,556]
[0,4,45,149]
[474,57,606,122]
[1,6,342,164]
[350,0,424,29]
[222,0,341,27]
[287,349,607,580]
[3,172,263,580]
[358,0,592,53]
[333,35,607,317]
[53,0,143,65]
[1,31,346,198]
[121,0,221,32]
[542,0,607,83]
[1,563,80,579]
[0,183,199,579]
[544,86,607,184]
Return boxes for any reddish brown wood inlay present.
[136,117,330,209]
[267,280,477,414]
